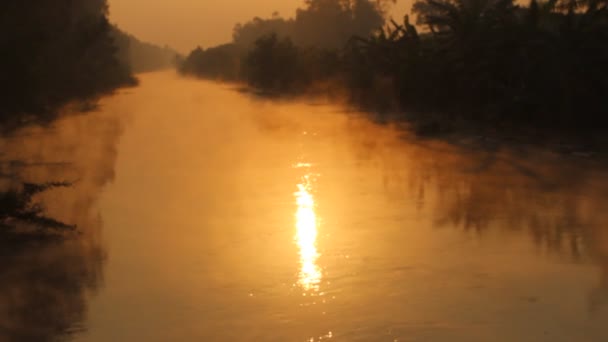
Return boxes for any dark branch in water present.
[0,182,75,234]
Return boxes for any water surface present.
[2,72,608,341]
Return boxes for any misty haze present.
[1,1,608,341]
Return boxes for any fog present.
[107,0,412,52]
[3,0,608,340]
[0,102,123,341]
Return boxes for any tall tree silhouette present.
[0,0,135,126]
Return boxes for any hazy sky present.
[108,0,412,53]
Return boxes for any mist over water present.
[3,72,608,341]
[0,103,124,340]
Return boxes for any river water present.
[1,71,608,341]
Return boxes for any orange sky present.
[108,0,412,53]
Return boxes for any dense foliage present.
[180,0,387,81]
[0,0,137,126]
[233,0,387,48]
[181,0,608,134]
[382,0,608,130]
[180,44,244,80]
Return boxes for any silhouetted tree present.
[0,0,136,127]
[244,34,301,90]
[180,44,243,80]
[181,0,608,136]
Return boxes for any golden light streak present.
[294,173,321,292]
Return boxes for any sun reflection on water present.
[294,171,322,292]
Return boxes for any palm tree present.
[412,0,517,43]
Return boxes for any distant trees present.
[182,0,608,134]
[233,15,295,48]
[230,0,387,49]
[179,44,243,80]
[243,34,301,90]
[180,0,386,90]
[294,0,386,48]
[112,28,180,73]
[0,0,137,127]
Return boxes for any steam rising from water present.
[2,72,608,341]
[0,101,126,340]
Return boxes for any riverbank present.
[221,78,608,163]
[180,0,608,150]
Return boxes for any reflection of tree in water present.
[341,119,608,316]
[0,110,122,340]
[405,143,608,314]
[0,234,105,341]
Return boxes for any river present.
[1,71,608,341]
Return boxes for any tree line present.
[0,0,178,129]
[180,0,608,136]
[112,28,179,73]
